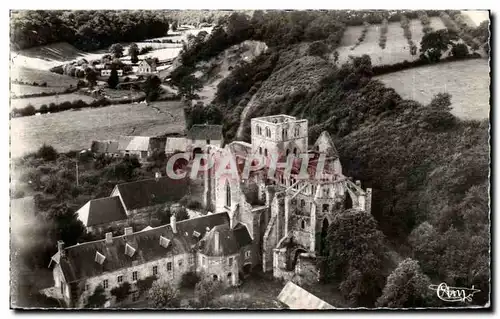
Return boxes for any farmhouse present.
[90,140,119,156]
[165,137,189,155]
[101,69,123,77]
[45,115,373,307]
[76,197,128,233]
[117,136,166,160]
[137,59,157,74]
[187,124,223,155]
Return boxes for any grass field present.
[11,66,78,87]
[375,59,490,120]
[10,93,96,110]
[10,84,69,97]
[333,17,447,66]
[10,101,185,158]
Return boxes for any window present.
[322,204,329,212]
[228,257,233,266]
[178,259,183,267]
[295,127,300,137]
[132,271,138,281]
[293,148,297,156]
[153,266,158,276]
[301,220,306,230]
[256,125,262,135]
[264,149,268,157]
[245,251,251,258]
[265,127,271,138]
[206,139,210,145]
[213,274,218,281]
[225,181,231,207]
[117,275,123,283]
[259,147,262,155]
[336,202,342,210]
[103,280,108,289]
[300,199,305,208]
[132,292,140,302]
[167,262,172,271]
[189,255,195,265]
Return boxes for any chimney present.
[57,240,65,257]
[170,214,177,234]
[214,231,219,255]
[124,227,133,236]
[105,232,113,244]
[155,171,161,181]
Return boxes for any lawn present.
[10,93,96,110]
[10,100,186,158]
[375,59,490,120]
[333,17,447,66]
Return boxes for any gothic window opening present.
[322,204,329,212]
[225,181,231,207]
[265,127,271,138]
[293,148,297,155]
[301,220,306,229]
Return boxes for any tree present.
[46,203,86,246]
[129,43,139,64]
[419,29,456,63]
[148,280,180,308]
[325,209,389,306]
[107,69,119,89]
[110,282,131,303]
[194,279,222,307]
[307,41,329,58]
[142,75,162,102]
[36,144,58,161]
[376,258,435,308]
[21,104,36,117]
[171,20,178,32]
[86,285,107,308]
[333,51,339,64]
[451,43,469,58]
[109,43,124,58]
[85,67,97,88]
[178,75,203,99]
[180,271,201,289]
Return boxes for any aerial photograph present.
[9,9,490,310]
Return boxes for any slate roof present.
[198,223,252,257]
[117,136,150,152]
[52,212,229,283]
[312,131,339,158]
[113,176,189,211]
[91,140,119,154]
[76,197,127,227]
[278,281,335,310]
[165,137,188,153]
[188,124,223,141]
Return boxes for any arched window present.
[301,220,306,229]
[300,199,305,208]
[286,149,290,156]
[213,274,218,281]
[293,148,297,155]
[225,182,231,207]
[282,129,288,140]
[322,204,329,212]
[256,125,262,135]
[259,147,262,155]
[295,127,300,137]
[265,127,271,138]
[264,149,268,157]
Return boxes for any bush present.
[139,46,153,55]
[20,104,36,116]
[194,279,223,307]
[36,144,58,161]
[180,271,201,289]
[148,280,180,308]
[110,282,131,303]
[39,104,49,114]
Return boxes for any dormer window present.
[95,251,106,265]
[125,243,136,257]
[193,231,201,238]
[160,236,170,248]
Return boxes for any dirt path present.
[235,94,258,140]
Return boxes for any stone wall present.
[196,252,240,287]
